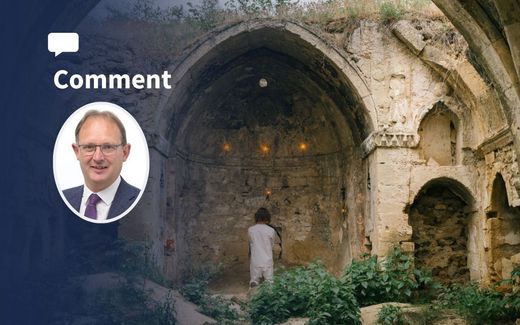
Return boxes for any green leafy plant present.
[199,295,239,322]
[377,305,408,325]
[180,268,240,323]
[343,246,437,307]
[343,253,386,306]
[249,261,361,325]
[438,283,514,324]
[179,276,208,305]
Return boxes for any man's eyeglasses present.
[77,143,123,155]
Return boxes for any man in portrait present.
[63,110,140,221]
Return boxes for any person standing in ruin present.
[248,207,276,288]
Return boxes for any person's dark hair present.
[75,110,127,145]
[254,207,271,223]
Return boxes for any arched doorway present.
[408,178,475,285]
[486,174,520,281]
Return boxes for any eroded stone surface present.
[58,16,520,286]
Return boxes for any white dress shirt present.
[79,177,121,221]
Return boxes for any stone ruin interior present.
[116,13,520,292]
[13,0,520,299]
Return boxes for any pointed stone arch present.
[417,101,462,166]
[408,177,477,284]
[151,19,377,150]
[485,173,520,281]
[141,19,380,284]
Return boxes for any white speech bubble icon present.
[48,33,79,57]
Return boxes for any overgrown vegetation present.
[435,267,520,325]
[101,0,442,31]
[343,246,437,306]
[379,2,404,23]
[89,281,176,325]
[248,247,520,325]
[249,262,361,324]
[249,247,436,324]
[87,0,456,68]
[180,267,242,324]
[63,240,177,324]
[100,240,520,325]
[377,304,407,325]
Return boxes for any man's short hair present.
[255,207,271,223]
[75,110,127,145]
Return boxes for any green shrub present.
[438,283,519,324]
[180,270,239,323]
[343,246,436,307]
[343,253,386,306]
[248,281,291,324]
[180,277,208,305]
[379,2,404,23]
[377,305,408,325]
[199,294,239,323]
[249,262,361,324]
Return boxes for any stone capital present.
[361,131,419,157]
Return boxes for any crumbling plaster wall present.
[350,19,517,282]
[481,134,520,281]
[346,20,480,260]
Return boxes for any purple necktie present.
[85,194,101,219]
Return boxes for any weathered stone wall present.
[486,174,520,281]
[418,103,459,166]
[409,185,470,285]
[161,18,511,284]
[68,16,520,286]
[167,52,369,276]
[174,152,364,276]
[479,132,520,281]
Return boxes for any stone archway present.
[408,178,475,285]
[486,174,520,281]
[153,20,376,286]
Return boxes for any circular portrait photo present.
[53,102,149,224]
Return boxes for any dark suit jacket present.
[63,178,140,220]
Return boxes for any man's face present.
[73,116,130,192]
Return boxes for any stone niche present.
[418,102,460,166]
[486,174,520,281]
[169,48,368,284]
[408,182,471,285]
